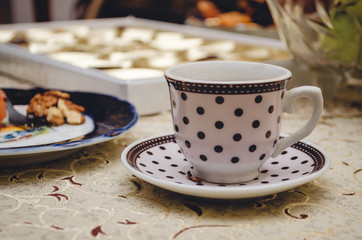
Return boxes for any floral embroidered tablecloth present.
[0,73,361,240]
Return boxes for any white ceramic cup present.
[164,61,323,183]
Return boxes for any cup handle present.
[271,86,323,157]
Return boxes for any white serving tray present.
[0,17,286,115]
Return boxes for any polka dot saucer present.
[121,133,330,199]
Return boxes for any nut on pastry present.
[27,90,85,126]
[44,90,70,99]
[46,106,65,126]
[58,98,85,125]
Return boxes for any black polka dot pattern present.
[200,155,207,161]
[196,107,204,115]
[181,92,187,100]
[255,95,263,103]
[214,145,223,153]
[268,105,274,113]
[252,120,260,128]
[167,85,289,171]
[249,145,257,152]
[197,131,205,139]
[265,131,271,138]
[233,134,242,141]
[215,96,224,104]
[231,157,239,163]
[215,121,224,129]
[234,108,243,117]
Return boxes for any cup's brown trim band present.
[165,76,290,94]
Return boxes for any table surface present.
[1,66,362,240]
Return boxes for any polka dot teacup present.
[165,61,323,183]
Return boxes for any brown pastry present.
[27,90,85,126]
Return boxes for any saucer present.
[122,133,330,199]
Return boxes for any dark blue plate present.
[0,88,138,167]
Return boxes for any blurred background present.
[0,0,360,107]
[0,0,77,23]
[0,0,273,28]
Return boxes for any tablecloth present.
[0,69,361,240]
